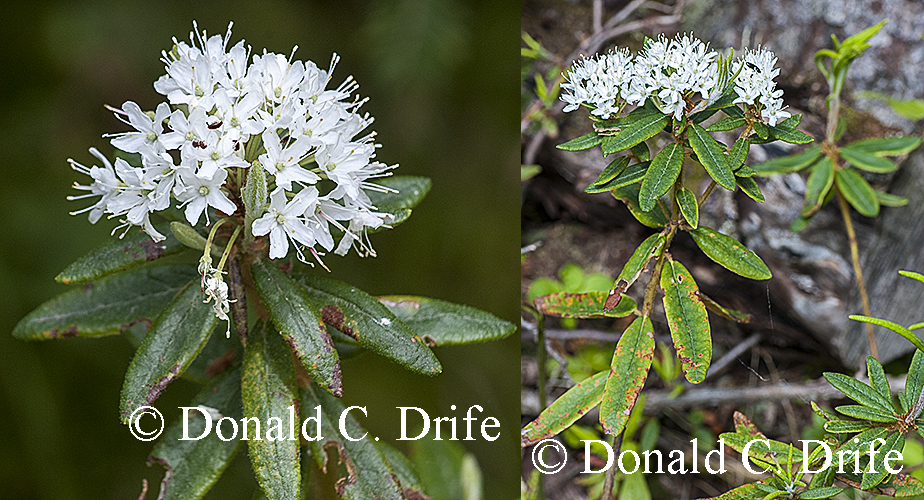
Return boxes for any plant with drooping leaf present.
[751,19,922,360]
[708,350,924,499]
[13,22,515,500]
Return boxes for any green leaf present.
[612,183,670,228]
[752,146,822,175]
[585,161,651,193]
[631,141,651,162]
[879,473,924,496]
[861,432,904,490]
[687,123,736,190]
[521,370,607,446]
[251,259,342,397]
[752,121,769,140]
[13,264,195,340]
[602,108,670,155]
[823,371,893,413]
[291,274,441,375]
[802,157,835,216]
[660,260,711,383]
[849,315,924,352]
[689,227,772,280]
[845,135,922,156]
[736,176,765,203]
[534,291,636,318]
[150,369,244,500]
[521,164,542,182]
[876,191,908,207]
[639,143,684,212]
[857,90,924,120]
[55,225,187,284]
[701,481,765,500]
[776,114,803,130]
[823,419,871,433]
[243,320,300,500]
[834,404,896,423]
[903,349,924,414]
[720,432,803,463]
[376,295,515,346]
[301,384,406,500]
[768,124,814,144]
[366,176,431,211]
[588,156,631,188]
[900,269,924,285]
[798,487,842,499]
[706,116,746,132]
[600,317,655,436]
[119,281,218,423]
[244,160,269,240]
[835,168,880,217]
[728,138,749,171]
[735,165,757,177]
[676,186,699,228]
[603,233,665,311]
[558,132,602,151]
[377,442,425,494]
[867,355,892,402]
[839,148,899,173]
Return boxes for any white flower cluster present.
[69,22,394,263]
[561,34,790,125]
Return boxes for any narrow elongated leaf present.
[55,225,187,284]
[13,264,195,340]
[735,164,757,177]
[823,372,893,413]
[612,183,669,228]
[689,227,772,280]
[534,291,636,318]
[706,116,746,132]
[630,141,651,162]
[376,295,515,346]
[291,274,440,375]
[149,369,244,500]
[521,370,607,446]
[736,176,764,202]
[701,481,765,500]
[835,168,880,217]
[604,233,665,311]
[900,270,924,285]
[557,132,602,151]
[802,157,835,216]
[602,108,670,154]
[301,385,405,500]
[751,121,769,140]
[366,176,431,211]
[776,114,802,130]
[251,260,342,397]
[243,320,300,500]
[903,350,924,414]
[700,293,751,323]
[823,419,871,433]
[867,355,892,401]
[799,488,843,499]
[834,404,896,423]
[639,143,684,212]
[876,191,909,207]
[839,148,898,173]
[600,317,655,436]
[120,282,218,423]
[768,124,814,144]
[586,161,650,193]
[752,146,822,175]
[660,260,711,383]
[728,138,749,170]
[377,442,425,495]
[861,432,904,490]
[845,136,921,156]
[687,123,735,190]
[720,432,803,463]
[849,315,924,352]
[588,156,630,188]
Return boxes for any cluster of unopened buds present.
[67,22,399,329]
[560,33,790,126]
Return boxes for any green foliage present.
[849,270,924,353]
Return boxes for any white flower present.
[734,47,790,126]
[68,148,120,224]
[258,130,319,190]
[251,188,320,260]
[176,168,237,225]
[107,101,172,154]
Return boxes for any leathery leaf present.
[534,291,636,318]
[521,370,607,446]
[604,233,665,312]
[600,317,655,436]
[660,260,711,383]
[376,295,515,346]
[689,226,772,280]
[639,143,684,212]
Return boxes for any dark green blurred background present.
[0,1,519,498]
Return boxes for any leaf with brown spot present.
[251,259,342,397]
[55,224,187,284]
[660,260,711,384]
[689,226,772,280]
[534,291,636,319]
[521,370,607,446]
[606,233,665,312]
[119,280,218,423]
[599,317,654,436]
